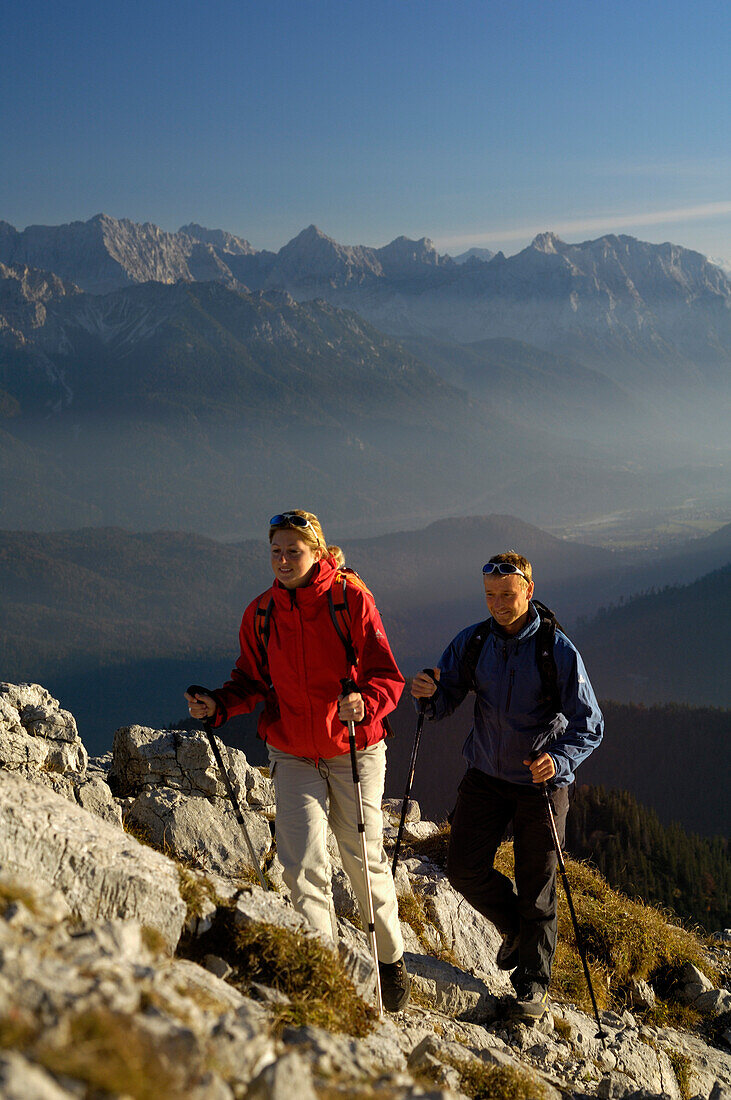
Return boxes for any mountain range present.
[2,214,729,393]
[0,213,728,538]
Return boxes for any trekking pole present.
[392,668,436,876]
[340,677,383,1017]
[187,685,268,891]
[541,782,607,1046]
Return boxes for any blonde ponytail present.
[326,544,345,568]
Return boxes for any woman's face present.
[270,528,321,589]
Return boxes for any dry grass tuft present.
[121,814,155,849]
[558,859,714,991]
[235,863,279,892]
[426,1049,546,1100]
[551,940,610,1011]
[398,891,430,943]
[552,1014,574,1040]
[667,1049,694,1100]
[140,924,170,957]
[0,879,40,917]
[0,1008,40,1050]
[398,885,459,966]
[186,909,375,1037]
[34,1007,196,1100]
[176,866,212,922]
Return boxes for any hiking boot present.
[513,982,549,1020]
[495,928,520,971]
[379,956,411,1012]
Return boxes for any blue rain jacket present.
[426,604,603,787]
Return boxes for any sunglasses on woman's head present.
[269,512,313,530]
[482,562,527,580]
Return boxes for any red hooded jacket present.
[211,558,404,759]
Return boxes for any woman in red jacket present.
[185,509,409,1011]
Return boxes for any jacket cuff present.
[549,752,569,783]
[209,692,227,728]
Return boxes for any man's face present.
[483,573,534,634]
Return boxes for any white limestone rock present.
[0,770,186,949]
[416,876,512,988]
[405,951,500,1022]
[109,724,274,808]
[0,1052,78,1100]
[0,683,87,776]
[382,797,421,824]
[73,775,123,826]
[627,978,657,1010]
[695,988,731,1015]
[278,1017,408,1082]
[230,887,314,936]
[402,820,441,841]
[676,962,715,1003]
[653,1027,731,1099]
[124,786,272,876]
[246,1051,318,1100]
[594,1027,684,1099]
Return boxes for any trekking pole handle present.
[187,684,216,723]
[418,667,439,711]
[340,676,359,697]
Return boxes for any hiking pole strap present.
[542,785,606,1044]
[187,685,268,891]
[340,676,383,1016]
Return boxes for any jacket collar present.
[491,602,540,644]
[271,557,337,607]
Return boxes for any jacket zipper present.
[495,641,508,775]
[290,588,315,754]
[506,669,514,713]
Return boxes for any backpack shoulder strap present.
[532,599,561,710]
[329,569,396,736]
[463,618,492,691]
[328,568,369,668]
[253,589,275,666]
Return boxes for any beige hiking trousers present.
[267,739,404,964]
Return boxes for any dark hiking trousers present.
[446,767,570,989]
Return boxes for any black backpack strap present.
[462,618,492,691]
[329,570,397,737]
[532,600,561,711]
[254,594,275,666]
[328,571,358,668]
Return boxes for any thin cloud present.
[437,201,731,252]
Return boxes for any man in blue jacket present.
[411,551,603,1020]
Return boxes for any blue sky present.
[2,0,730,260]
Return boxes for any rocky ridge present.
[1,215,728,388]
[1,680,730,1100]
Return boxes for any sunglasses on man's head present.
[482,562,527,580]
[269,512,313,530]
